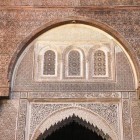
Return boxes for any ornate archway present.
[10,18,138,140]
[38,115,108,140]
[31,107,117,140]
[43,119,105,140]
[8,17,139,90]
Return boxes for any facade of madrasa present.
[0,1,140,140]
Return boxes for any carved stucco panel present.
[27,91,121,99]
[29,103,71,135]
[0,99,19,140]
[122,99,132,140]
[16,99,28,140]
[29,102,120,139]
[131,101,140,140]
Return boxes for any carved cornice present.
[0,6,139,10]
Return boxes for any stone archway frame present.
[8,17,139,91]
[30,107,118,140]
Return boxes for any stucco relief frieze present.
[11,91,137,100]
[28,91,121,99]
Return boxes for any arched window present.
[68,50,81,76]
[93,50,106,76]
[43,50,56,75]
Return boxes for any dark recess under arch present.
[37,115,111,140]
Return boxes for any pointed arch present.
[38,115,110,140]
[30,107,118,140]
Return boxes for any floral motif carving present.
[29,103,119,138]
[77,103,119,134]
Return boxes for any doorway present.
[43,121,105,140]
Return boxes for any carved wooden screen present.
[43,50,56,75]
[68,50,81,76]
[93,50,106,76]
